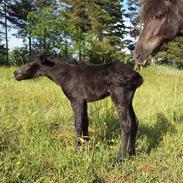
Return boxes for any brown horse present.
[134,0,183,65]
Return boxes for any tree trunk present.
[28,35,32,55]
[43,29,46,50]
[65,41,68,57]
[4,0,9,65]
[28,2,32,56]
[83,36,86,62]
[79,43,81,62]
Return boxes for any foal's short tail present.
[108,70,143,89]
[135,73,143,88]
[129,72,143,89]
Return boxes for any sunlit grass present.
[0,65,183,182]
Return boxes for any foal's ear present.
[40,54,55,67]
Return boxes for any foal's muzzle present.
[14,70,23,81]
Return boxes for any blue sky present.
[1,27,24,50]
[8,29,24,49]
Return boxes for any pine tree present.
[26,1,69,52]
[0,0,12,65]
[3,0,35,55]
[4,0,55,55]
[125,0,141,51]
[62,0,126,63]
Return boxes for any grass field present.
[0,65,183,183]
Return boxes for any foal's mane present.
[141,0,177,22]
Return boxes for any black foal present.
[14,52,143,162]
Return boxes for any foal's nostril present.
[14,70,22,77]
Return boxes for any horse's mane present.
[141,0,177,23]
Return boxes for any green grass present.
[0,65,183,183]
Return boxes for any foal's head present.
[134,0,181,65]
[14,51,56,81]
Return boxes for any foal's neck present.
[41,63,68,86]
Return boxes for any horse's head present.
[134,0,181,65]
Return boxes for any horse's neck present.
[180,23,183,34]
[178,0,183,33]
[179,16,183,34]
[180,14,183,34]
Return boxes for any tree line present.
[0,0,182,66]
[0,0,140,65]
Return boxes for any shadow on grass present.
[95,112,176,153]
[138,113,176,152]
[49,111,177,155]
[92,173,106,183]
[94,114,120,145]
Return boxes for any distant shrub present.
[0,44,7,65]
[9,48,29,66]
[124,55,135,67]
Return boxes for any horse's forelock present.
[141,0,177,23]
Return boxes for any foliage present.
[0,0,143,65]
[156,37,183,67]
[64,0,126,62]
[27,4,72,52]
[0,0,11,65]
[9,47,29,66]
[0,66,183,182]
[125,0,141,27]
[3,0,57,55]
[0,44,7,65]
[124,0,141,51]
[2,0,183,66]
[27,0,127,63]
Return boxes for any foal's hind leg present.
[111,87,133,162]
[82,101,89,142]
[128,101,139,156]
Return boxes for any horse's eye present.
[155,14,163,20]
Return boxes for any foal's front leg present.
[71,100,87,148]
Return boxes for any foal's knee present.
[122,123,131,134]
[119,110,131,134]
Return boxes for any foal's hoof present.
[128,149,136,156]
[75,138,89,151]
[84,136,89,142]
[75,140,82,149]
[116,155,124,164]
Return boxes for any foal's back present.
[59,62,142,102]
[69,62,142,88]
